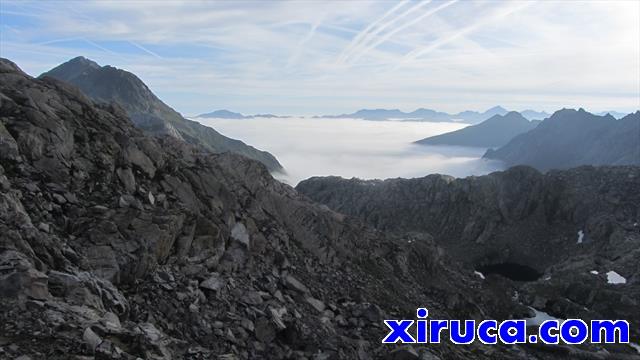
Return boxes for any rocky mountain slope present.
[39,57,282,172]
[3,57,639,359]
[484,108,640,170]
[415,112,539,148]
[297,166,640,352]
[0,58,543,360]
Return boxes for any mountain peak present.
[550,108,578,117]
[41,57,283,171]
[485,108,638,170]
[197,109,247,119]
[504,111,524,118]
[67,56,100,67]
[487,105,508,112]
[40,56,102,83]
[485,111,529,124]
[415,110,536,147]
[59,56,101,72]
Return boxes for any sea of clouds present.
[193,117,504,185]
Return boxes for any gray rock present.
[0,251,49,300]
[200,273,225,292]
[285,275,309,293]
[254,317,276,343]
[116,167,136,193]
[83,327,102,352]
[388,346,419,360]
[306,297,325,312]
[52,193,67,204]
[240,318,254,332]
[102,312,122,332]
[37,222,50,233]
[269,306,287,330]
[0,122,19,161]
[125,145,156,178]
[243,290,263,305]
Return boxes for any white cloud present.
[1,0,638,115]
[193,117,504,185]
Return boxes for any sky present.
[1,0,639,116]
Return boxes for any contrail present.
[83,38,121,57]
[347,0,457,65]
[343,0,433,63]
[287,14,325,68]
[394,1,532,70]
[130,41,163,59]
[336,0,409,64]
[37,37,82,46]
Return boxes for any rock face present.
[297,166,640,269]
[484,108,640,170]
[39,56,283,172]
[0,57,536,359]
[415,112,539,148]
[297,166,640,348]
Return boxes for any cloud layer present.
[194,117,504,185]
[1,0,638,115]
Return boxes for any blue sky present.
[1,0,638,116]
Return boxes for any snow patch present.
[474,271,485,280]
[590,270,599,275]
[629,343,640,354]
[577,230,584,244]
[606,271,626,285]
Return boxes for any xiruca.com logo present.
[382,308,633,346]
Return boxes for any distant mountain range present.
[196,109,289,119]
[520,109,551,121]
[40,57,283,171]
[318,107,631,124]
[596,110,629,119]
[484,108,640,170]
[318,106,551,123]
[415,111,540,148]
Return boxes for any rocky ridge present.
[483,108,640,170]
[297,166,640,353]
[39,57,282,172]
[415,112,538,148]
